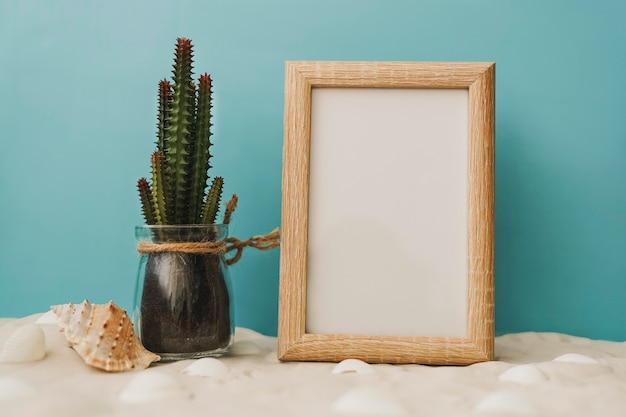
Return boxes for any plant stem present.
[166,38,194,224]
[151,152,168,225]
[201,176,223,224]
[138,178,157,225]
[189,74,214,223]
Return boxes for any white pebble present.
[498,364,547,385]
[119,371,191,403]
[0,324,46,363]
[332,359,375,375]
[552,353,598,364]
[332,387,408,416]
[475,391,537,415]
[181,358,229,378]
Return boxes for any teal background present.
[1,0,624,340]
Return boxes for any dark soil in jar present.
[139,252,231,354]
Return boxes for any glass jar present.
[133,225,234,361]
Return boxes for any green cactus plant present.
[138,38,224,225]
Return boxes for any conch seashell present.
[51,300,160,372]
[0,324,46,364]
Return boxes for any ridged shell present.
[0,324,46,363]
[51,300,160,372]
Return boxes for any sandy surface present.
[1,314,625,417]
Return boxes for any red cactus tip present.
[199,73,212,87]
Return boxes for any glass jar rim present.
[136,224,228,229]
[135,224,229,242]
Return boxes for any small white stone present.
[0,324,46,363]
[119,371,191,403]
[0,377,35,400]
[332,359,375,375]
[332,387,408,416]
[498,364,548,385]
[181,358,229,378]
[475,391,537,415]
[552,353,599,364]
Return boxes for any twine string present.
[137,228,280,266]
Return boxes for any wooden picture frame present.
[279,61,495,365]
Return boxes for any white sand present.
[1,314,625,417]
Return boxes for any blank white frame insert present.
[306,88,468,338]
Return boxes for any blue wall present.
[1,0,624,340]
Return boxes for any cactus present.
[138,38,224,225]
[150,152,168,225]
[201,176,224,224]
[190,74,214,221]
[138,178,157,225]
[156,80,172,156]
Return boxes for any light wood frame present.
[279,61,495,365]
